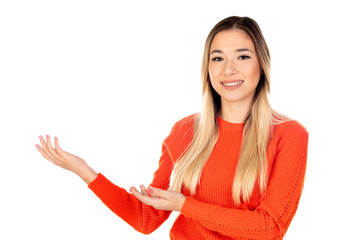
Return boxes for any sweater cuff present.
[181,196,207,220]
[87,172,116,196]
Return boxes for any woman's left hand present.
[130,185,186,212]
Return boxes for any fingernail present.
[148,188,153,193]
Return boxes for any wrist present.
[75,164,98,185]
[177,195,186,212]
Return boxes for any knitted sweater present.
[88,114,309,239]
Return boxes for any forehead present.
[210,29,255,52]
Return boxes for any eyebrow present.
[210,48,254,55]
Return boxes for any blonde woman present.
[36,16,309,239]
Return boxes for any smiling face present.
[208,28,261,110]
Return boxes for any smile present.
[222,81,244,86]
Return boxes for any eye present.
[211,57,223,62]
[238,55,250,60]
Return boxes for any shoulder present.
[168,113,198,137]
[273,119,309,140]
[271,119,309,153]
[163,113,198,162]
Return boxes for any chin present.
[220,94,254,105]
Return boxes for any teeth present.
[222,81,244,86]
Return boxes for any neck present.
[219,98,253,124]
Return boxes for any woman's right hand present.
[35,135,98,184]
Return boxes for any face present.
[208,28,261,108]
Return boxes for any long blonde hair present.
[170,16,289,205]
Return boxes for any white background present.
[1,0,359,239]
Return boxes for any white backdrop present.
[1,0,359,239]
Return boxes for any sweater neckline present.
[217,116,244,132]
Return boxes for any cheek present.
[208,73,219,94]
[244,63,261,83]
[208,65,214,80]
[208,65,216,87]
[208,63,220,80]
[208,75,216,91]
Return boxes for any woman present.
[36,16,309,239]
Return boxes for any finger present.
[39,136,54,160]
[45,135,61,159]
[45,135,54,151]
[149,187,168,199]
[129,186,141,196]
[140,185,148,196]
[146,186,155,198]
[54,137,64,154]
[142,185,154,197]
[35,144,56,163]
[130,187,150,203]
[130,187,170,210]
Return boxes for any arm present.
[35,135,173,234]
[178,129,309,239]
[88,143,174,234]
[131,125,309,239]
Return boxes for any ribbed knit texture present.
[88,114,309,240]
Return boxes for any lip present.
[221,80,244,90]
[221,80,244,84]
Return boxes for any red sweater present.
[88,114,309,239]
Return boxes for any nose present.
[223,59,238,76]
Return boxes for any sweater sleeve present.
[88,142,174,234]
[180,126,309,239]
